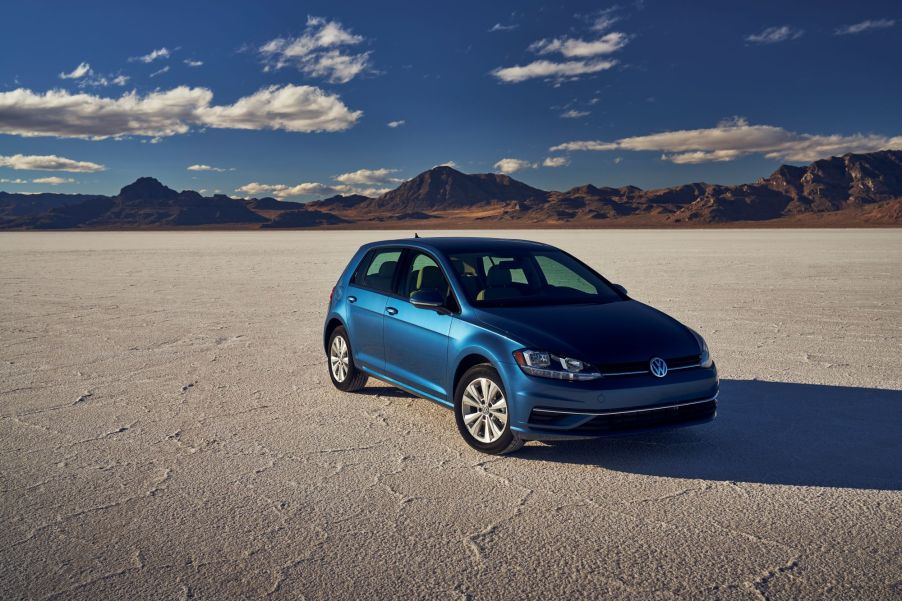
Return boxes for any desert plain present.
[1,229,900,600]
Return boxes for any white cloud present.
[543,156,570,167]
[493,18,627,83]
[489,23,518,32]
[187,164,229,172]
[184,59,204,67]
[835,19,895,35]
[435,161,458,169]
[32,176,75,185]
[590,11,620,33]
[0,154,106,172]
[334,167,401,185]
[0,178,28,184]
[492,58,617,83]
[259,16,371,84]
[131,47,171,63]
[0,84,362,139]
[150,65,170,78]
[387,119,405,128]
[561,109,590,119]
[494,158,536,174]
[236,181,337,198]
[234,180,393,199]
[59,62,92,79]
[111,75,130,86]
[529,32,628,58]
[551,118,902,163]
[745,26,804,44]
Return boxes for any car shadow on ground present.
[517,379,902,491]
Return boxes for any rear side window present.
[353,249,401,292]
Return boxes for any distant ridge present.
[2,150,901,229]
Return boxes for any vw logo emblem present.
[649,357,668,378]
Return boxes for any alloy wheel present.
[461,377,508,443]
[330,335,349,382]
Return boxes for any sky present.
[1,0,900,201]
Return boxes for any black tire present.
[327,326,368,392]
[454,364,525,455]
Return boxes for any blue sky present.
[1,0,900,200]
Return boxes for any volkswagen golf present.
[324,237,718,454]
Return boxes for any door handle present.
[347,295,357,303]
[385,306,398,316]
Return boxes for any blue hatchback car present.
[324,237,718,454]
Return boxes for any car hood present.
[473,300,699,365]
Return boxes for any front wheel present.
[327,326,368,392]
[454,365,524,454]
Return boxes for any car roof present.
[361,236,554,254]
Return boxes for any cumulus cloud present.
[387,119,405,128]
[235,179,390,199]
[0,84,362,139]
[236,181,339,198]
[32,176,75,185]
[59,62,91,79]
[334,167,401,185]
[835,19,895,35]
[184,59,204,67]
[494,158,536,174]
[131,47,171,63]
[259,16,371,83]
[745,26,804,44]
[529,32,628,58]
[0,154,106,172]
[550,117,902,163]
[493,59,616,83]
[187,164,229,172]
[561,109,590,119]
[543,156,570,167]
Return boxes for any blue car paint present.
[324,237,718,441]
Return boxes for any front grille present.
[599,354,700,376]
[569,399,716,434]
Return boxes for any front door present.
[382,251,455,400]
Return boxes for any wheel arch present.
[323,316,345,353]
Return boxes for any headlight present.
[689,329,714,368]
[513,349,602,381]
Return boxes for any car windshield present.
[446,248,623,307]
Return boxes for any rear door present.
[382,251,455,400]
[346,248,402,372]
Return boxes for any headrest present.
[487,264,513,287]
[417,265,444,290]
[377,261,396,278]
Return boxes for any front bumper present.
[502,362,719,440]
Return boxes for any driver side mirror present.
[410,289,446,310]
[612,284,628,296]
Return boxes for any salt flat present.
[1,230,900,600]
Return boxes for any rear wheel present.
[327,326,368,392]
[454,365,524,454]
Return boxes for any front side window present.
[447,249,622,307]
[353,249,401,293]
[401,252,454,307]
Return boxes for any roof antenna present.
[414,232,420,238]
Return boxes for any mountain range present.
[2,150,901,229]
